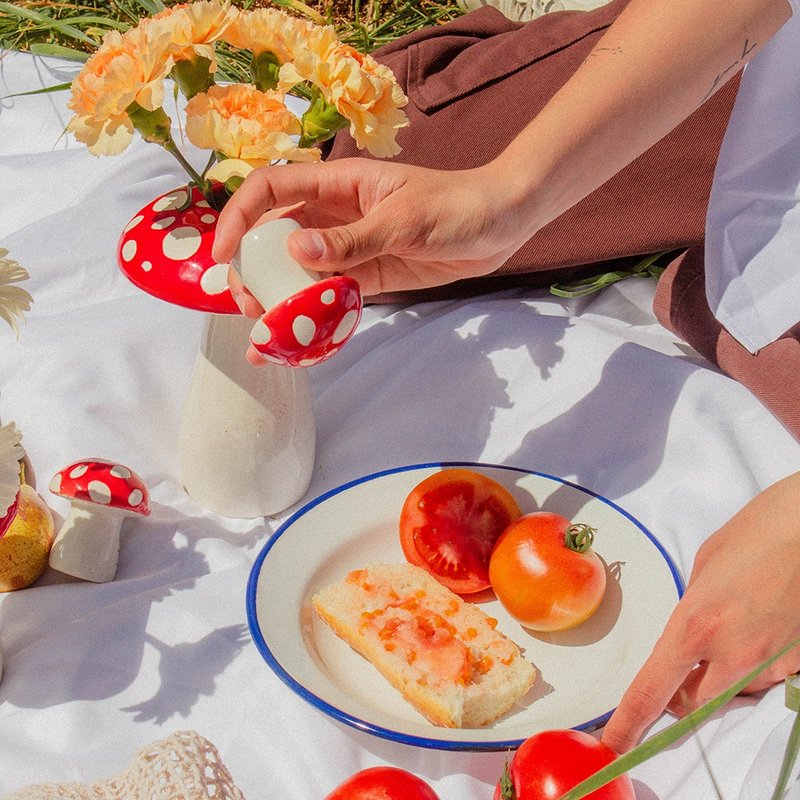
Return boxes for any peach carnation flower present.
[66,23,175,155]
[281,43,408,157]
[185,84,320,181]
[152,0,239,65]
[222,7,326,63]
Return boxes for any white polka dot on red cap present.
[333,310,359,344]
[292,315,316,347]
[162,227,202,261]
[88,481,112,504]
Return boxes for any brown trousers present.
[327,0,800,439]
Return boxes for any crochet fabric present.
[3,730,246,800]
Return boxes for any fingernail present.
[231,291,248,314]
[296,230,325,260]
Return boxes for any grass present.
[0,0,466,76]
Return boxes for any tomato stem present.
[499,761,517,800]
[565,523,596,553]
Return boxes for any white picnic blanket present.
[0,49,798,799]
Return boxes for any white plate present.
[247,462,684,751]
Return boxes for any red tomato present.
[324,766,440,800]
[488,512,606,631]
[399,468,522,594]
[493,729,635,800]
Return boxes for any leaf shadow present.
[121,624,251,724]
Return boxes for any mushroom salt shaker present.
[117,187,315,518]
[48,460,150,583]
[233,218,363,367]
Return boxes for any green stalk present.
[557,635,800,800]
[770,677,800,800]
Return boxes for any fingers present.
[286,210,399,276]
[601,625,698,753]
[226,267,263,318]
[212,164,323,263]
[669,646,800,715]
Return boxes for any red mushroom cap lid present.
[117,185,240,315]
[49,460,151,516]
[249,275,362,367]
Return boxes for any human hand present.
[213,157,535,302]
[602,471,800,753]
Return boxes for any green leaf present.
[549,250,673,298]
[557,635,800,800]
[550,270,637,298]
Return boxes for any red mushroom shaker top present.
[250,275,362,367]
[49,460,151,517]
[232,218,363,368]
[117,185,240,315]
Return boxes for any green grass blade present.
[0,1,95,44]
[2,80,72,99]
[28,43,89,62]
[558,635,800,800]
[57,15,128,31]
[131,0,166,14]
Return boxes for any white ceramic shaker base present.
[180,313,315,518]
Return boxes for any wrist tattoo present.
[586,45,624,59]
[702,38,757,101]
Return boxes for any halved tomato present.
[399,468,521,594]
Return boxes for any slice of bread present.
[312,561,536,728]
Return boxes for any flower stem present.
[162,138,213,199]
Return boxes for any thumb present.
[288,215,394,274]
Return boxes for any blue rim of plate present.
[246,461,685,751]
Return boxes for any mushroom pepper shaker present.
[48,460,150,583]
[117,188,316,518]
[232,218,362,367]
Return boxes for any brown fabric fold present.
[324,4,799,439]
[325,0,739,303]
[654,248,800,440]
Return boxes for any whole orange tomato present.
[488,512,606,631]
[399,468,521,594]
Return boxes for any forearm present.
[487,0,792,234]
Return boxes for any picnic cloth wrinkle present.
[654,248,800,441]
[326,0,739,301]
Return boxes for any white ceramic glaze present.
[232,218,320,312]
[48,502,127,583]
[180,313,315,518]
[248,463,684,749]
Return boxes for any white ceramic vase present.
[179,312,315,518]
